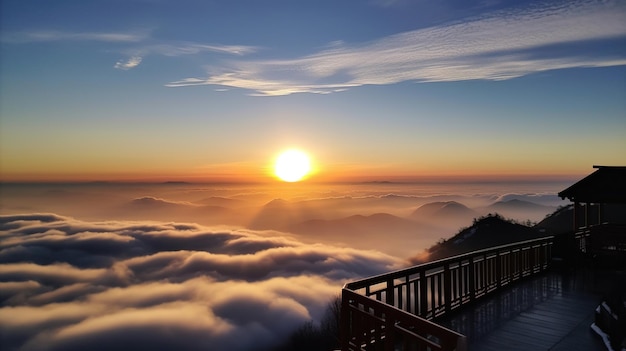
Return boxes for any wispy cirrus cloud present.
[2,30,148,43]
[166,0,626,95]
[147,43,257,57]
[2,28,258,71]
[113,43,258,70]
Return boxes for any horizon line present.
[0,176,580,186]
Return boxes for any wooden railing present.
[341,237,553,351]
[575,224,626,254]
[341,289,466,351]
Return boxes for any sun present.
[274,149,311,182]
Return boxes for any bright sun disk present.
[274,149,311,182]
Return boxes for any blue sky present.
[1,0,625,181]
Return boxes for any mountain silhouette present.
[292,213,421,235]
[417,214,545,263]
[130,196,199,209]
[534,205,574,235]
[287,212,444,257]
[488,199,552,210]
[410,201,477,221]
[248,198,325,230]
[480,199,556,222]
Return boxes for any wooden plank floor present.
[469,292,603,350]
[437,270,610,350]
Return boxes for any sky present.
[1,0,625,182]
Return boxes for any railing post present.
[444,263,452,314]
[496,251,502,289]
[340,289,350,351]
[468,257,475,302]
[517,248,523,279]
[528,245,538,274]
[483,253,488,291]
[419,269,428,317]
[386,278,395,306]
[404,276,410,313]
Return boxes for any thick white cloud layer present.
[0,214,402,351]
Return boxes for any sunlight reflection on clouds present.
[0,214,402,351]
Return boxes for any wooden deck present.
[436,269,617,350]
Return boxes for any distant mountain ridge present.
[410,201,478,221]
[487,199,554,211]
[122,194,563,259]
[291,212,424,236]
[478,199,556,223]
[414,214,547,263]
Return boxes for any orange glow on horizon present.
[0,156,589,184]
[0,169,584,184]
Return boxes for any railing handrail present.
[345,236,554,291]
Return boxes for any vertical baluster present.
[469,257,475,302]
[504,249,511,284]
[546,241,552,269]
[386,278,394,306]
[398,280,403,310]
[521,247,527,277]
[486,256,490,290]
[427,274,437,317]
[517,248,524,278]
[404,275,410,313]
[530,246,533,273]
[450,263,460,301]
[485,256,490,291]
[496,251,502,289]
[444,263,452,314]
[412,280,419,315]
[419,269,428,318]
[473,260,477,296]
[482,258,486,293]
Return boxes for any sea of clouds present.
[0,213,402,351]
[0,181,571,350]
